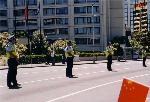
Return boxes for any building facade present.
[0,0,124,51]
[124,0,150,33]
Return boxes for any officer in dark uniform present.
[106,42,114,71]
[142,46,147,67]
[5,35,21,89]
[64,41,74,78]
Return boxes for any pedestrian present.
[62,49,66,64]
[106,42,114,71]
[45,50,51,65]
[64,41,75,78]
[51,50,55,66]
[5,35,21,89]
[142,46,147,67]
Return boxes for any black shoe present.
[143,65,147,67]
[9,86,22,89]
[17,83,21,86]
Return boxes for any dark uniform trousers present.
[66,57,73,77]
[7,58,18,87]
[107,55,112,71]
[143,57,146,66]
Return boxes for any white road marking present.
[0,85,5,88]
[22,82,29,84]
[99,71,105,73]
[93,72,97,74]
[46,73,150,102]
[85,73,90,75]
[124,68,129,70]
[51,78,55,80]
[46,80,122,102]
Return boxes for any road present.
[0,60,150,102]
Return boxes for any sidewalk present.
[0,61,104,70]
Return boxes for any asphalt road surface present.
[0,60,150,102]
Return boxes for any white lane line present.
[93,72,97,74]
[85,73,90,75]
[124,68,129,70]
[0,85,5,88]
[46,73,150,102]
[51,78,55,80]
[46,80,122,102]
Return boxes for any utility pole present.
[92,3,96,63]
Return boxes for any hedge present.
[19,54,63,64]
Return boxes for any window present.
[14,0,25,6]
[28,0,37,5]
[74,0,86,3]
[0,20,7,27]
[74,7,86,14]
[56,0,68,4]
[75,38,87,44]
[94,27,100,34]
[74,17,86,24]
[93,16,100,23]
[29,9,38,16]
[74,28,86,34]
[44,29,56,35]
[27,19,37,25]
[88,38,100,44]
[59,28,68,34]
[87,6,99,13]
[14,9,24,17]
[43,18,55,25]
[0,10,7,16]
[56,18,68,25]
[87,0,99,3]
[56,7,68,14]
[43,8,55,16]
[0,0,7,7]
[14,20,25,26]
[43,0,55,5]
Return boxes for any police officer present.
[142,46,147,67]
[5,35,21,89]
[64,41,74,78]
[106,42,114,71]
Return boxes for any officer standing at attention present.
[64,41,75,78]
[106,42,114,71]
[5,35,21,89]
[142,46,147,67]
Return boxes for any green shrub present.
[19,54,63,64]
[79,52,105,57]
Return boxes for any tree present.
[0,32,9,55]
[130,31,147,49]
[0,32,27,56]
[31,30,49,55]
[52,39,78,54]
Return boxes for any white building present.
[0,0,124,51]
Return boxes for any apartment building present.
[124,0,150,33]
[0,0,124,51]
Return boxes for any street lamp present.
[92,3,96,63]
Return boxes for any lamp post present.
[92,3,95,63]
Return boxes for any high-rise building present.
[133,1,148,33]
[0,0,124,51]
[124,0,150,33]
